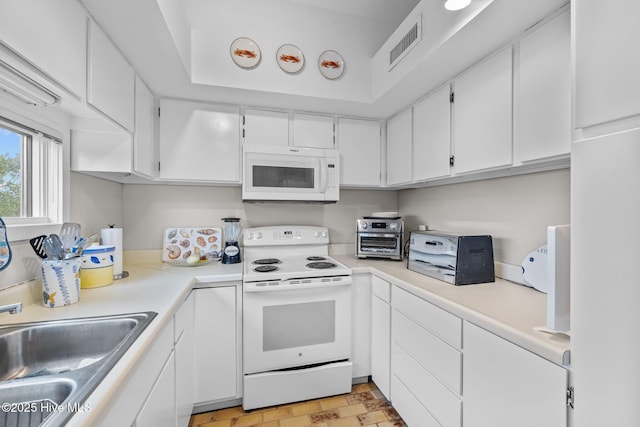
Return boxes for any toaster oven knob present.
[389,222,398,230]
[361,223,368,229]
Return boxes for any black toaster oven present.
[407,231,495,285]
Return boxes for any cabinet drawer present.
[392,344,461,427]
[392,310,462,394]
[372,276,391,302]
[390,375,440,427]
[392,286,461,349]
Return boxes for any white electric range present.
[241,225,353,410]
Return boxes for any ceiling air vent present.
[389,16,422,70]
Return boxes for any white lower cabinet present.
[463,321,568,427]
[390,286,462,427]
[194,285,240,405]
[98,318,174,426]
[351,273,372,379]
[135,351,176,427]
[370,276,391,398]
[175,292,196,427]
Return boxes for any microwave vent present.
[389,17,421,70]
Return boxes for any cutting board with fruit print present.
[162,227,221,263]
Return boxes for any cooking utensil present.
[30,235,48,259]
[44,234,65,260]
[60,223,81,251]
[70,233,98,258]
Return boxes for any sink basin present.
[0,316,145,381]
[0,312,156,426]
[0,378,75,426]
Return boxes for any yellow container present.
[80,265,114,288]
[80,245,115,288]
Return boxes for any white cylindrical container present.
[41,258,81,307]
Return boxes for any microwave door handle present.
[319,158,328,192]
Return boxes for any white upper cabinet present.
[453,48,513,175]
[0,0,87,98]
[338,118,381,187]
[243,109,289,146]
[517,11,571,162]
[413,85,452,182]
[133,76,156,178]
[87,19,135,132]
[292,113,334,149]
[575,0,640,129]
[158,99,240,183]
[386,108,413,186]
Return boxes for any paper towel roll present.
[101,227,123,276]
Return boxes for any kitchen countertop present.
[333,254,570,366]
[0,252,569,425]
[0,257,242,426]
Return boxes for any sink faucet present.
[0,302,23,315]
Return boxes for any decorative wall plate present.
[276,44,304,73]
[318,50,345,79]
[230,37,261,69]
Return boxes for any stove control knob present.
[361,223,368,229]
[314,231,320,238]
[321,231,328,238]
[256,232,263,239]
[247,232,254,240]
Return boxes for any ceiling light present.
[444,0,471,11]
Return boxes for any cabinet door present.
[371,294,391,399]
[463,322,567,427]
[518,11,571,162]
[453,48,512,174]
[194,286,238,404]
[292,113,334,148]
[133,75,156,178]
[413,85,451,181]
[70,129,132,173]
[159,100,240,182]
[351,273,372,378]
[243,109,289,146]
[386,108,412,186]
[575,0,640,128]
[176,293,195,427]
[338,118,381,186]
[0,0,86,98]
[87,20,135,132]
[135,351,176,427]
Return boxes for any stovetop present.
[243,254,351,282]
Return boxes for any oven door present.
[358,232,401,256]
[243,280,351,374]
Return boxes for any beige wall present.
[398,169,570,266]
[121,185,398,250]
[70,172,124,235]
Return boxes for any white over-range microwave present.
[242,145,340,203]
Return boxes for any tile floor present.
[189,382,407,427]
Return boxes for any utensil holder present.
[41,258,81,307]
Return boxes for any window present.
[0,115,62,238]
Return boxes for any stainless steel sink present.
[0,312,157,426]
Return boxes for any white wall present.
[398,169,570,266]
[69,172,124,236]
[121,185,398,250]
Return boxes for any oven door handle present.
[244,279,351,293]
[358,233,401,238]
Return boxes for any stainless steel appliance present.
[242,225,352,410]
[356,216,404,260]
[242,145,340,203]
[407,230,495,285]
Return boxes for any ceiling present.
[80,0,567,119]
